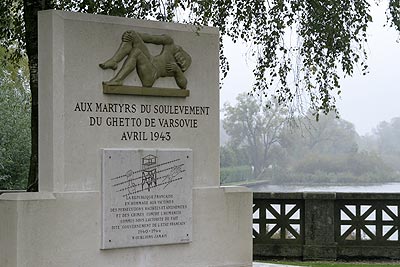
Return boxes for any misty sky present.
[220,3,400,136]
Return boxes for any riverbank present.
[244,181,400,193]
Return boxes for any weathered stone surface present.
[303,245,337,261]
[253,192,400,261]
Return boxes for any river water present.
[245,182,400,193]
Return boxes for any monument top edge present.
[101,148,193,152]
[39,10,219,35]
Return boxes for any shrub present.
[220,165,252,184]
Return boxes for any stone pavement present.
[253,262,308,267]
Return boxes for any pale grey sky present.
[220,3,400,135]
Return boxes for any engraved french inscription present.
[101,149,193,249]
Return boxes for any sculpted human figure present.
[99,30,192,89]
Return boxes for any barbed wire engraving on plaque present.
[110,155,187,198]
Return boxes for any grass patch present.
[261,261,400,267]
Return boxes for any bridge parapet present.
[253,192,400,260]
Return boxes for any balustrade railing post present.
[303,192,337,260]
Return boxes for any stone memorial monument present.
[0,10,252,267]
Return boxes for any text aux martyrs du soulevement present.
[73,101,211,141]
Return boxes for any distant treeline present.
[221,93,400,185]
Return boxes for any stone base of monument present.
[0,10,252,267]
[0,187,251,267]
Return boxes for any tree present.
[1,0,400,190]
[375,118,400,153]
[276,114,396,183]
[223,93,287,177]
[220,145,249,168]
[373,117,400,171]
[279,113,359,172]
[0,46,31,189]
[0,0,53,191]
[281,113,359,157]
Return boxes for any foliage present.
[363,117,400,172]
[48,0,400,116]
[292,152,389,176]
[221,101,400,183]
[282,152,396,183]
[220,165,252,184]
[220,145,249,168]
[267,113,387,183]
[269,114,399,183]
[0,46,31,190]
[280,113,359,160]
[388,0,400,33]
[223,93,288,177]
[0,0,25,63]
[375,117,400,152]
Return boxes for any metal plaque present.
[101,149,193,249]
